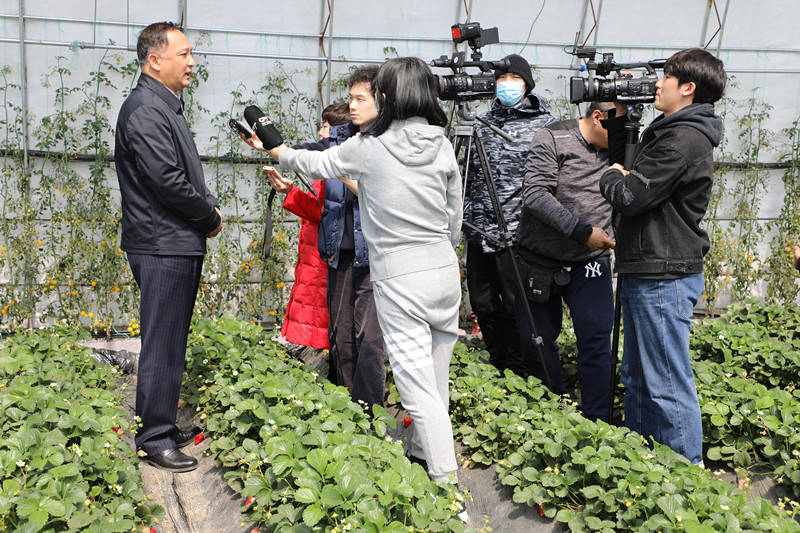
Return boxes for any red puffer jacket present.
[280,180,329,349]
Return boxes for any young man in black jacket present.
[599,48,725,464]
[115,22,222,472]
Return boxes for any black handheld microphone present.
[243,105,284,150]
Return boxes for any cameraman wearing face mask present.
[463,54,555,376]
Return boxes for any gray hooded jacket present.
[280,117,463,281]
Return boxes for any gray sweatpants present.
[372,261,461,481]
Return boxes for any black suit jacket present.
[114,73,220,255]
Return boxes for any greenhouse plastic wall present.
[0,0,798,327]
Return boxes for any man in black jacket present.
[515,102,618,420]
[115,22,222,472]
[599,48,725,464]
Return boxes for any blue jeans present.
[620,274,703,464]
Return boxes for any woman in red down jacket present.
[274,103,350,350]
[279,178,329,349]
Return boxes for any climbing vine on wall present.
[0,49,315,333]
[702,83,800,313]
[2,52,800,331]
[764,118,800,304]
[0,65,32,329]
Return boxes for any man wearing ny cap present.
[463,54,555,376]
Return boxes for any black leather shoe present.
[142,447,198,473]
[172,426,201,448]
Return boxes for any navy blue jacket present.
[315,122,369,269]
[115,73,220,255]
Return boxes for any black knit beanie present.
[495,54,535,96]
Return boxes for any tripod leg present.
[505,247,553,390]
[470,127,554,391]
[608,274,622,424]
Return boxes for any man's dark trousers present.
[327,250,386,407]
[517,256,613,421]
[467,244,527,375]
[128,253,203,455]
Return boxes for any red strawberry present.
[194,433,204,445]
[245,497,254,507]
[538,504,544,517]
[150,528,157,533]
[403,416,412,428]
[111,427,118,432]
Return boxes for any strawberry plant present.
[183,315,472,532]
[0,326,162,531]
[687,300,800,497]
[446,344,800,532]
[691,299,800,389]
[694,358,800,498]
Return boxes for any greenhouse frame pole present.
[17,0,28,170]
[3,13,800,55]
[698,0,712,48]
[715,0,731,57]
[17,0,32,329]
[591,0,604,49]
[325,0,334,106]
[178,0,188,28]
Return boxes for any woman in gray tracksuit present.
[260,57,463,485]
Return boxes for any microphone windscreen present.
[243,105,265,129]
[243,104,284,150]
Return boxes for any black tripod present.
[450,102,553,391]
[607,103,644,423]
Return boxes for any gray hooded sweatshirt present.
[280,117,463,281]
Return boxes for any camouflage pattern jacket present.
[464,94,555,253]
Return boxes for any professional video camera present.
[430,22,510,101]
[568,47,665,104]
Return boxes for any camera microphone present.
[243,105,284,150]
[488,58,510,70]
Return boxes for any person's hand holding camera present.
[608,162,630,177]
[586,226,615,250]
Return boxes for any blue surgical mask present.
[496,81,525,106]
